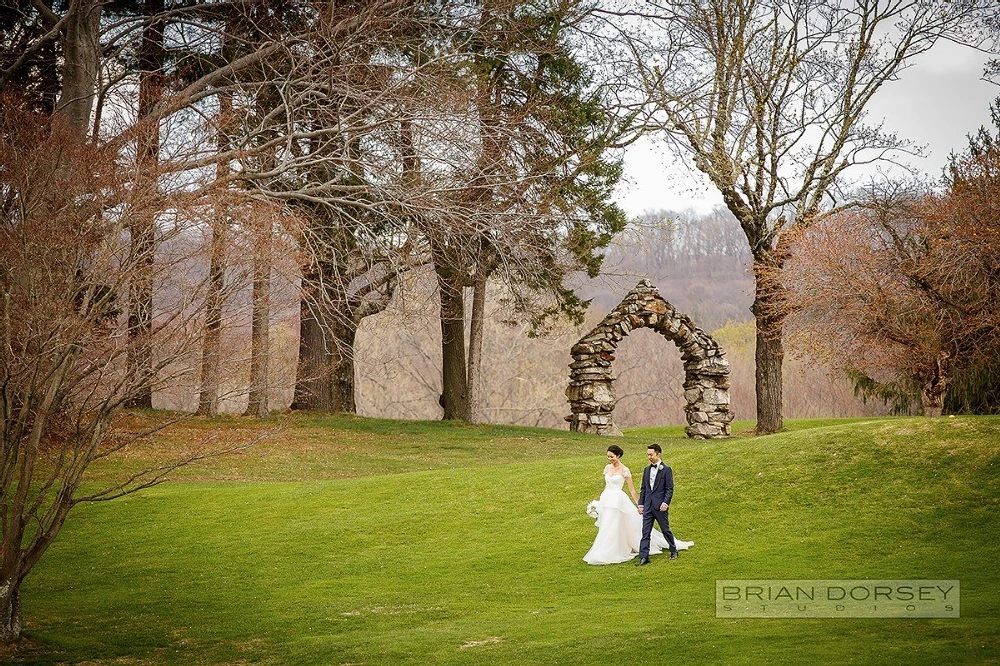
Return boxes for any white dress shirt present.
[650,463,661,488]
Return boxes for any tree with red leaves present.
[772,104,1000,416]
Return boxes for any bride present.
[583,445,693,565]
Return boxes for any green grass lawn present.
[5,414,1000,665]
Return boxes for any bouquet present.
[586,500,600,519]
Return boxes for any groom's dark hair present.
[647,443,662,454]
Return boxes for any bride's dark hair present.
[606,445,624,458]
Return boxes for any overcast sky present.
[615,41,999,216]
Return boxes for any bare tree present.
[617,0,989,432]
[3,0,425,417]
[293,207,413,413]
[0,101,266,644]
[279,6,431,413]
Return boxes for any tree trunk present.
[751,257,784,434]
[124,0,165,410]
[466,274,486,423]
[292,288,359,412]
[0,576,23,644]
[437,268,469,420]
[198,85,231,416]
[921,386,945,418]
[244,221,271,418]
[124,221,155,409]
[55,0,102,136]
[920,353,951,417]
[754,322,784,433]
[328,317,357,413]
[197,217,226,416]
[293,275,330,410]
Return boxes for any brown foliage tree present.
[0,100,264,644]
[774,166,1000,416]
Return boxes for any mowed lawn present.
[5,414,1000,665]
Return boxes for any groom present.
[636,443,679,565]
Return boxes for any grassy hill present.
[5,414,999,665]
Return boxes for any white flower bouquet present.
[586,499,599,519]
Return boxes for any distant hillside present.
[580,208,754,331]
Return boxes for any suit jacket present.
[639,463,674,511]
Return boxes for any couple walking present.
[583,443,693,566]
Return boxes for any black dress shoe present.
[635,557,650,566]
[669,552,678,559]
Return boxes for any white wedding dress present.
[583,465,694,565]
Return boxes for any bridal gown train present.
[583,467,694,565]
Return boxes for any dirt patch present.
[460,637,503,649]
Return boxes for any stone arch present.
[565,280,733,439]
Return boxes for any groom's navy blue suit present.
[638,462,678,559]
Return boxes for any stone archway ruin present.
[566,280,733,439]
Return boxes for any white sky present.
[615,41,999,216]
